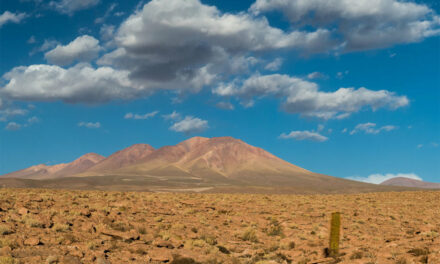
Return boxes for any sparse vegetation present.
[0,189,437,263]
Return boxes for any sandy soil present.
[0,189,438,264]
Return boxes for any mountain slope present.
[85,144,155,173]
[3,153,105,179]
[0,137,419,193]
[381,177,440,189]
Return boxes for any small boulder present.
[24,237,41,246]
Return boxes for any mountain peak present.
[75,153,106,163]
[178,136,210,150]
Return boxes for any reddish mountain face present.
[380,177,440,189]
[3,153,105,179]
[86,144,155,173]
[1,137,412,192]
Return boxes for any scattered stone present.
[18,207,29,215]
[24,237,41,246]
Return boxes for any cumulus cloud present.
[97,0,333,93]
[0,11,26,28]
[49,0,100,15]
[280,130,328,142]
[0,64,146,104]
[250,0,440,51]
[0,108,28,122]
[350,122,397,135]
[264,58,283,71]
[124,111,158,120]
[216,101,235,110]
[5,122,21,131]
[213,74,409,119]
[162,111,181,121]
[78,121,101,128]
[170,116,208,134]
[348,173,422,184]
[0,0,420,109]
[307,71,327,80]
[45,35,102,66]
[27,116,40,124]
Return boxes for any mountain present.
[3,153,105,179]
[0,137,415,193]
[85,144,155,173]
[380,177,440,189]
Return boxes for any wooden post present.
[329,212,341,257]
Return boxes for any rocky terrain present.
[0,189,438,264]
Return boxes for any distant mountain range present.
[380,177,440,189]
[0,137,415,193]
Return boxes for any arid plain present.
[0,189,438,264]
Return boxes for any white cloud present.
[214,74,409,119]
[5,122,21,131]
[317,124,324,132]
[1,64,146,104]
[0,108,28,122]
[163,111,181,121]
[250,0,440,51]
[350,122,398,135]
[97,0,333,94]
[100,24,115,41]
[264,58,283,71]
[170,116,208,134]
[0,11,26,28]
[95,3,117,24]
[348,173,422,184]
[280,130,328,142]
[45,35,102,66]
[307,71,327,79]
[27,36,36,44]
[216,101,235,110]
[49,0,100,15]
[27,116,40,124]
[78,121,101,128]
[417,144,424,149]
[124,111,158,120]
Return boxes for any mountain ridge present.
[1,136,419,193]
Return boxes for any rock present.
[24,237,40,246]
[147,248,173,262]
[62,255,82,264]
[0,246,12,256]
[80,209,91,217]
[153,239,175,249]
[18,207,29,215]
[96,257,111,264]
[46,255,59,264]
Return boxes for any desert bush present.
[350,251,364,259]
[52,223,70,232]
[0,256,17,264]
[24,217,44,228]
[408,248,429,256]
[200,234,217,245]
[266,218,283,236]
[0,225,12,235]
[241,228,258,242]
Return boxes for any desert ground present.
[0,189,438,264]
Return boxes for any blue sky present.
[0,0,439,184]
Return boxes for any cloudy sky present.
[0,0,439,183]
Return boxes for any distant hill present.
[380,177,440,189]
[2,153,104,179]
[1,137,415,194]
